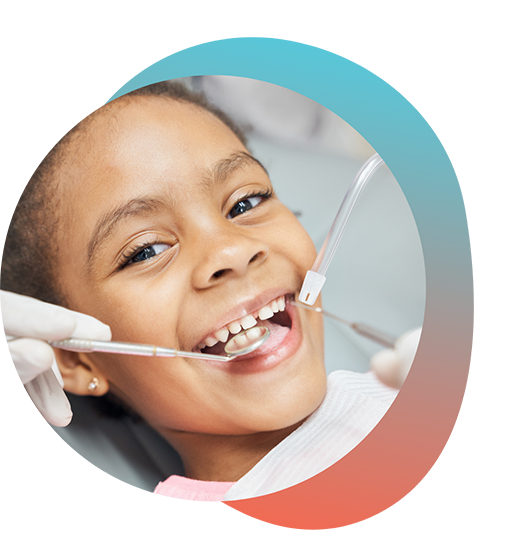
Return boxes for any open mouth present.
[193,294,293,356]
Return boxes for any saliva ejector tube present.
[299,153,386,305]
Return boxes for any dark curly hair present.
[1,79,247,419]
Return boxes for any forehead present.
[58,96,248,211]
[80,97,244,176]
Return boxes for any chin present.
[241,371,328,434]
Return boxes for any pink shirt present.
[154,475,235,502]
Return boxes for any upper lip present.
[190,287,293,351]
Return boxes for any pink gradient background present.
[226,299,472,528]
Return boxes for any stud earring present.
[87,377,100,393]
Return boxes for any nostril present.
[213,269,227,279]
[208,250,266,282]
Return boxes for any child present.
[2,81,395,501]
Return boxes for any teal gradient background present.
[110,38,473,528]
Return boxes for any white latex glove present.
[1,290,111,427]
[370,327,422,389]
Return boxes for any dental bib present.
[149,370,397,502]
[223,370,397,500]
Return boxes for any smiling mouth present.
[193,294,293,356]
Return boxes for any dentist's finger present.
[1,291,76,340]
[1,290,112,341]
[68,309,112,341]
[370,348,402,389]
[24,368,72,427]
[371,328,422,389]
[8,337,56,384]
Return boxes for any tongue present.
[263,320,290,351]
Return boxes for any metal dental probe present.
[291,300,396,348]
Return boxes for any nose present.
[190,228,269,289]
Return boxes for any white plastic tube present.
[299,153,386,305]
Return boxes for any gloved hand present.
[1,290,111,427]
[370,327,422,389]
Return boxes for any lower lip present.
[206,301,302,374]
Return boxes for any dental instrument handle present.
[350,324,396,349]
[319,309,396,347]
[290,300,396,347]
[299,153,386,306]
[49,338,235,362]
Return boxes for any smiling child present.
[2,81,395,501]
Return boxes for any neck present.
[160,421,304,482]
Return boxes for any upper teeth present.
[197,295,286,350]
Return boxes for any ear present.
[53,348,110,397]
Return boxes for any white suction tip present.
[298,270,326,306]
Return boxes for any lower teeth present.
[200,317,290,356]
[200,319,271,355]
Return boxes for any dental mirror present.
[50,326,271,362]
[224,326,270,356]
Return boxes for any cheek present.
[78,275,187,347]
[295,226,317,262]
[272,213,317,269]
[91,352,194,426]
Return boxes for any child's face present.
[55,97,326,437]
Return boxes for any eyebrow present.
[86,152,269,268]
[202,151,269,188]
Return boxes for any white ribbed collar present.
[224,370,395,501]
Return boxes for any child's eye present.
[227,190,272,220]
[126,243,171,266]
